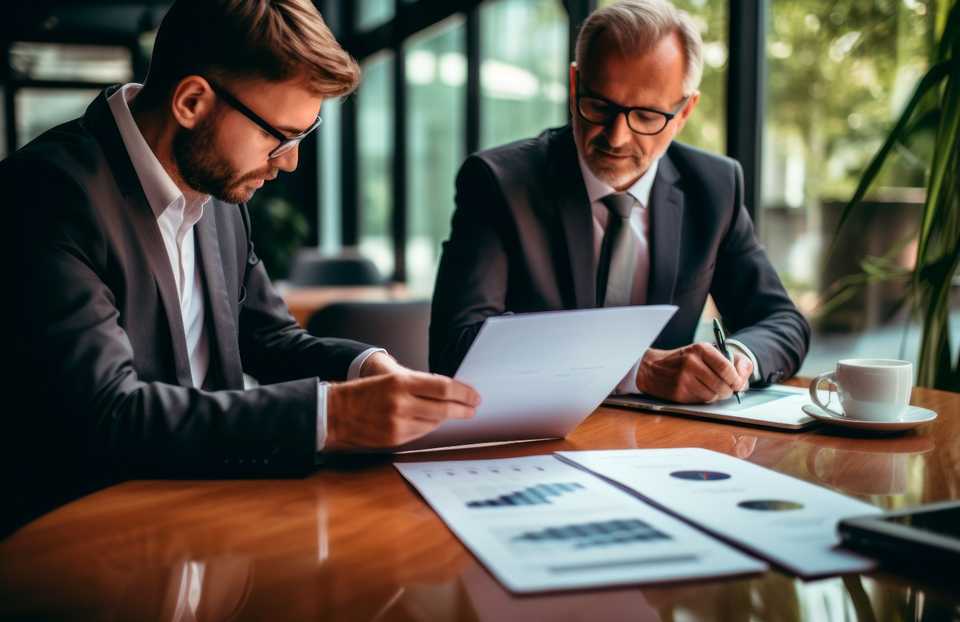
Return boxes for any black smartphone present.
[838,500,960,568]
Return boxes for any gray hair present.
[575,0,704,95]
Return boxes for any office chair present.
[306,300,431,372]
[287,249,384,286]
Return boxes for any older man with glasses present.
[430,0,809,405]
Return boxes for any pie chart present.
[670,470,731,481]
[738,499,804,511]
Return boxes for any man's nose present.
[274,145,299,172]
[605,111,633,149]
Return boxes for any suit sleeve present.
[710,161,811,385]
[429,156,512,376]
[236,210,371,385]
[10,160,321,478]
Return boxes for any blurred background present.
[2,0,957,377]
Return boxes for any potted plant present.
[248,195,309,281]
[830,0,959,390]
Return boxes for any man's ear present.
[170,75,216,129]
[673,90,700,134]
[568,62,578,118]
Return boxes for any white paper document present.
[400,306,677,451]
[558,448,882,578]
[395,456,766,593]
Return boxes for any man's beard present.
[573,116,651,190]
[173,116,274,204]
[584,134,651,190]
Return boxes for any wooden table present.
[282,283,412,327]
[1,382,958,621]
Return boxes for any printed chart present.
[503,518,670,555]
[558,448,882,578]
[396,455,766,593]
[465,482,586,508]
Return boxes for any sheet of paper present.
[396,456,766,593]
[400,306,676,451]
[558,448,881,578]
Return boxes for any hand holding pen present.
[712,318,743,405]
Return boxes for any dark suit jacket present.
[430,125,810,383]
[1,87,370,535]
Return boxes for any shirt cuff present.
[613,357,643,395]
[348,347,388,380]
[316,380,330,452]
[318,348,388,454]
[726,339,762,383]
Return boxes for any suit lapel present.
[549,129,596,309]
[196,209,244,390]
[84,88,193,386]
[646,153,684,305]
[128,193,195,386]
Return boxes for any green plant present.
[248,197,309,281]
[831,0,960,390]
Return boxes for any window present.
[357,52,396,278]
[762,0,936,371]
[405,17,467,294]
[479,0,568,149]
[356,0,395,31]
[15,88,101,148]
[8,43,133,149]
[10,43,131,83]
[319,98,343,253]
[673,0,727,153]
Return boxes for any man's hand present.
[325,369,481,450]
[635,343,753,404]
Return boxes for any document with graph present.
[395,455,765,593]
[557,448,881,578]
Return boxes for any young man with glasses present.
[1,0,479,535]
[430,0,809,404]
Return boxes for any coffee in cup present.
[809,359,913,421]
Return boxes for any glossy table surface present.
[2,381,958,621]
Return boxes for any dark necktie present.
[596,192,638,307]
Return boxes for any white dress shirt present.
[576,152,760,394]
[108,84,211,388]
[107,83,381,452]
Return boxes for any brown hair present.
[138,0,360,108]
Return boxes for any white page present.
[396,456,766,593]
[558,448,881,578]
[400,306,676,451]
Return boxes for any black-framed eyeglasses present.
[576,74,688,136]
[207,79,322,159]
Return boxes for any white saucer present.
[801,403,938,432]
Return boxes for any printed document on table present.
[558,448,881,578]
[395,455,766,593]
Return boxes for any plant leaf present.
[914,58,960,275]
[830,60,953,255]
[935,0,960,64]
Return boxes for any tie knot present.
[602,193,635,219]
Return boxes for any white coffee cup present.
[809,359,913,421]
